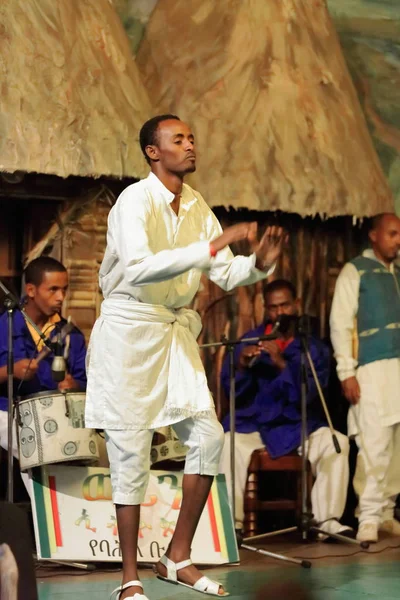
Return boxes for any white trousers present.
[0,410,31,496]
[350,365,400,525]
[105,414,225,505]
[219,427,350,534]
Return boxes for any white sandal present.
[155,555,229,596]
[110,580,149,600]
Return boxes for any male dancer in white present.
[85,114,286,599]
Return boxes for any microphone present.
[36,319,74,364]
[247,316,288,368]
[247,314,313,368]
[276,313,299,333]
[51,332,66,382]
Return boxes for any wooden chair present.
[244,448,312,538]
[215,369,315,539]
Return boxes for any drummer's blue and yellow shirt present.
[0,310,87,412]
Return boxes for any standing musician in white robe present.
[330,213,400,544]
[85,114,287,600]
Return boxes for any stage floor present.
[36,533,400,600]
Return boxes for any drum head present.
[17,389,99,470]
[20,389,59,402]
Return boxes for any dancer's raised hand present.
[212,222,258,253]
[252,226,287,270]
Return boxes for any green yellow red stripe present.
[211,479,228,559]
[42,468,57,555]
[32,468,51,558]
[207,486,221,553]
[49,475,63,547]
[215,474,239,563]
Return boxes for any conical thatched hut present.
[0,0,152,330]
[136,0,393,217]
[0,0,151,179]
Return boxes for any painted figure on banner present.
[108,516,118,537]
[138,522,152,539]
[75,509,97,533]
[160,518,176,538]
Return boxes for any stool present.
[244,448,311,537]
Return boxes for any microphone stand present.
[200,321,311,568]
[0,279,54,503]
[201,326,279,526]
[296,327,368,547]
[241,319,369,555]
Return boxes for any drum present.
[17,390,100,471]
[151,426,188,466]
[87,426,188,470]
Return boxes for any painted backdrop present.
[115,0,400,212]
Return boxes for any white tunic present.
[330,249,400,431]
[85,173,273,430]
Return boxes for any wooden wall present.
[0,197,60,301]
[1,190,368,419]
[54,199,368,415]
[49,196,111,341]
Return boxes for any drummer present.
[0,257,87,458]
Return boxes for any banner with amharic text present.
[31,466,239,564]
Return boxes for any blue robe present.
[0,310,87,411]
[221,324,329,458]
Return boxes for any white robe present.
[330,250,400,523]
[85,172,273,430]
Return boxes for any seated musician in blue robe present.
[0,257,87,456]
[219,279,352,538]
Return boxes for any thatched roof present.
[136,0,394,217]
[0,0,151,179]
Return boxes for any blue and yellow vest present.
[352,256,400,366]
